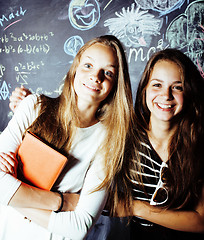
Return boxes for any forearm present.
[12,191,79,230]
[15,207,51,228]
[9,182,61,211]
[134,200,204,233]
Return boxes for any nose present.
[90,70,103,83]
[162,87,173,100]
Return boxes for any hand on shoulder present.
[9,86,31,112]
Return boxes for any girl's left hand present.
[0,152,18,177]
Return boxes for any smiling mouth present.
[157,103,175,110]
[83,83,100,91]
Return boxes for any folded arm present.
[116,187,204,233]
[8,161,107,238]
[133,195,204,233]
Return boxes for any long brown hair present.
[133,49,204,209]
[28,35,135,206]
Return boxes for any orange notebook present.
[17,131,67,190]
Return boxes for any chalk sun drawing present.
[104,3,163,48]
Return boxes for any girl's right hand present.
[0,152,18,177]
[9,86,31,112]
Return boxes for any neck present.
[148,117,177,162]
[77,100,99,128]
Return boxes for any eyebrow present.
[84,56,117,69]
[150,79,182,84]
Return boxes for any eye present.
[84,63,92,69]
[173,85,183,91]
[152,83,162,88]
[104,70,114,78]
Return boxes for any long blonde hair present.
[28,35,135,206]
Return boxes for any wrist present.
[54,191,64,213]
[133,200,146,217]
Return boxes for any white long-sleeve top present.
[0,94,108,240]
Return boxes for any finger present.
[9,93,25,103]
[0,152,16,167]
[0,162,12,173]
[13,87,27,98]
[19,86,32,96]
[9,102,16,112]
[0,156,14,174]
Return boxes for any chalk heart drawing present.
[104,3,162,48]
[166,0,204,72]
[134,0,185,15]
[68,0,100,30]
[64,35,84,57]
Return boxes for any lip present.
[83,83,100,92]
[156,103,175,111]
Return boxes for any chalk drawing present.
[166,0,204,74]
[104,3,163,48]
[134,0,185,16]
[64,35,84,58]
[68,0,100,30]
[0,81,10,100]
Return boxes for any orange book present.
[17,131,67,190]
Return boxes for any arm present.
[0,151,79,212]
[133,193,204,233]
[13,159,107,239]
[116,187,204,233]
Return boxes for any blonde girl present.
[0,35,135,240]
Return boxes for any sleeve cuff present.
[0,171,21,205]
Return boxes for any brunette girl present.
[115,49,204,239]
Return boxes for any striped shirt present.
[130,139,166,227]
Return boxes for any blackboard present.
[0,0,203,132]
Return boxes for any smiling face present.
[74,43,118,108]
[146,60,184,123]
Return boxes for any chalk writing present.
[0,44,50,54]
[69,0,100,30]
[0,6,27,29]
[127,39,168,63]
[35,87,54,96]
[0,65,6,79]
[1,32,54,44]
[0,32,54,55]
[14,61,45,85]
[104,3,163,48]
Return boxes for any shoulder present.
[18,94,39,108]
[11,94,41,128]
[15,94,40,115]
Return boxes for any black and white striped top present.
[130,138,166,227]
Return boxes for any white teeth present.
[157,103,172,109]
[89,86,98,91]
[84,84,99,91]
